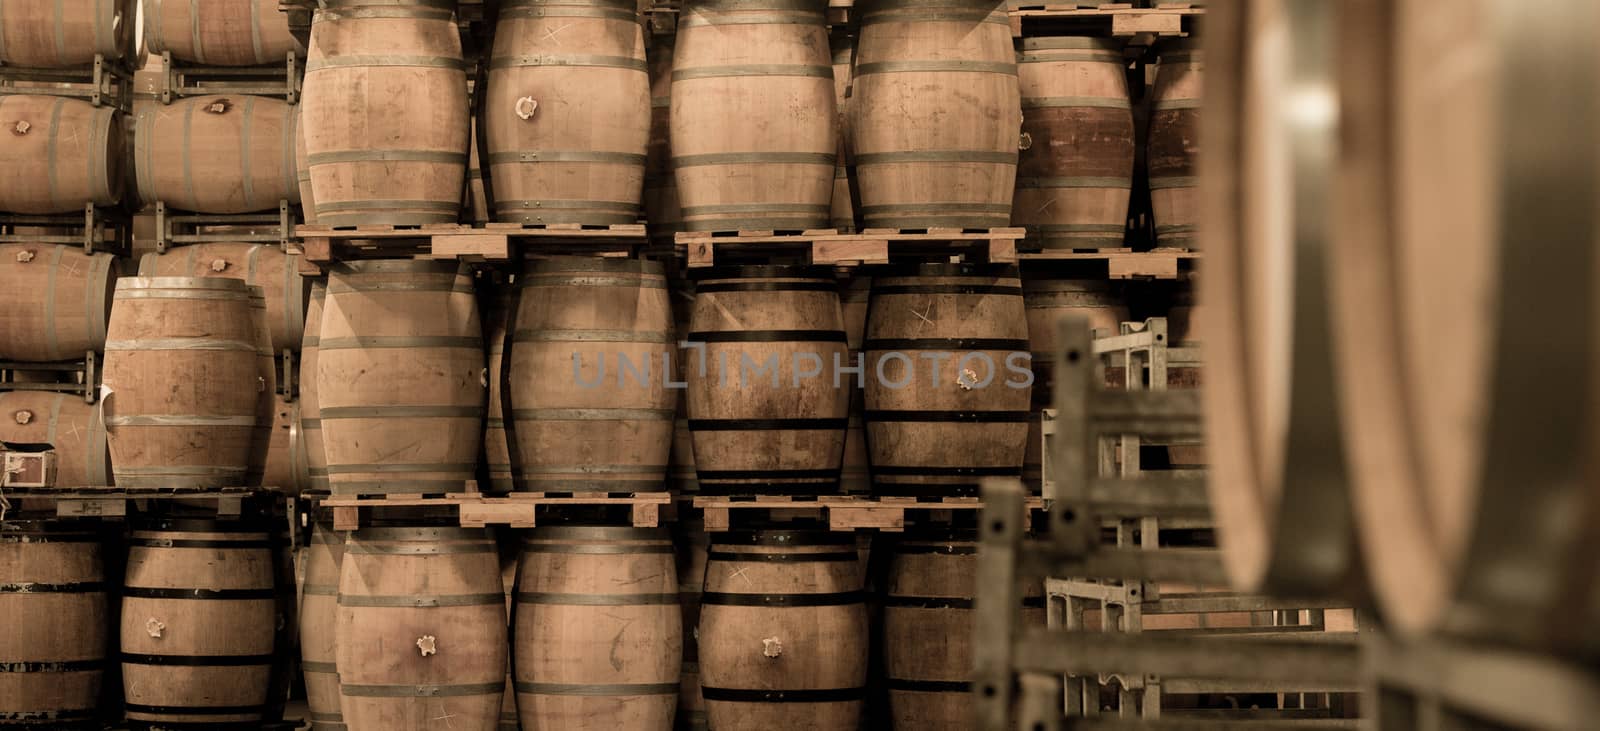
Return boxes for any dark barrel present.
[0,520,106,729]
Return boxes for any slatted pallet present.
[1,486,287,519]
[647,2,853,32]
[693,494,1047,532]
[295,222,651,273]
[1019,247,1199,279]
[677,227,1024,268]
[1008,4,1203,38]
[319,491,672,531]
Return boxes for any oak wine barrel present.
[337,527,507,729]
[851,0,1019,228]
[300,521,345,731]
[144,0,304,67]
[514,527,682,729]
[121,520,277,728]
[506,258,675,491]
[102,277,261,488]
[0,520,106,729]
[0,245,117,362]
[687,267,849,496]
[138,243,308,352]
[0,392,111,488]
[318,261,484,496]
[0,96,124,215]
[302,4,469,225]
[644,36,683,242]
[134,95,301,214]
[864,265,1032,498]
[0,0,132,68]
[486,0,650,226]
[699,530,867,730]
[670,0,836,232]
[1014,37,1135,250]
[299,281,330,491]
[483,284,514,493]
[1149,40,1202,249]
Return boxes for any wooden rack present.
[318,490,672,531]
[693,493,1047,532]
[1019,249,1200,280]
[0,485,288,520]
[295,222,653,272]
[677,227,1024,268]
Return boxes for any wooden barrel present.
[1014,37,1135,250]
[0,245,117,362]
[0,520,106,729]
[1022,277,1127,396]
[483,285,514,493]
[299,521,345,731]
[133,95,300,214]
[318,261,484,496]
[299,281,330,492]
[0,96,124,215]
[302,4,469,225]
[884,531,1043,729]
[144,0,303,66]
[506,258,674,491]
[644,37,683,243]
[699,530,867,730]
[830,33,856,233]
[514,527,682,728]
[670,0,836,232]
[103,277,261,488]
[851,0,1019,228]
[687,267,849,495]
[1148,40,1202,249]
[138,243,308,352]
[337,527,507,729]
[0,0,132,68]
[121,519,276,728]
[864,265,1032,498]
[0,393,111,488]
[259,392,309,495]
[486,0,650,226]
[296,106,317,224]
[673,520,709,731]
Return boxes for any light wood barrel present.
[103,277,261,488]
[644,37,683,243]
[673,520,709,731]
[514,527,682,729]
[337,527,507,730]
[0,521,106,729]
[133,95,300,214]
[699,530,867,730]
[300,521,346,731]
[318,261,484,496]
[0,0,132,68]
[296,106,317,224]
[260,392,309,495]
[0,393,111,488]
[486,0,650,225]
[687,267,849,496]
[0,96,124,215]
[670,0,836,232]
[507,258,675,491]
[138,243,308,352]
[303,4,469,225]
[1014,37,1135,250]
[144,0,304,66]
[121,520,277,728]
[830,33,856,233]
[299,281,330,492]
[483,285,514,493]
[0,244,117,362]
[864,265,1032,498]
[1022,277,1127,397]
[1149,41,1202,249]
[884,532,1043,729]
[851,0,1019,228]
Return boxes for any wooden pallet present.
[1008,4,1202,38]
[1019,248,1199,279]
[1,486,287,519]
[295,222,651,272]
[693,494,1047,532]
[319,491,672,531]
[677,227,1024,268]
